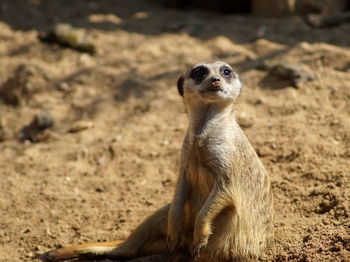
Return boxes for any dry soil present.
[0,1,349,262]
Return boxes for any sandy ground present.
[0,1,349,261]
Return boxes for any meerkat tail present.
[38,240,123,262]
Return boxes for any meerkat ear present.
[177,75,184,97]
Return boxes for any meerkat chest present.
[184,161,214,224]
[193,132,231,169]
[187,160,214,196]
[185,135,229,193]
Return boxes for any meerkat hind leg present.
[39,205,170,261]
[109,204,169,257]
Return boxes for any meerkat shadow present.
[70,253,192,262]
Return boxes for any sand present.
[0,1,349,261]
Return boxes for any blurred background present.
[0,1,349,261]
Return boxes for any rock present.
[88,13,123,25]
[19,110,54,142]
[252,0,295,17]
[252,0,348,16]
[162,179,173,187]
[35,111,54,129]
[258,60,316,88]
[21,228,31,234]
[256,147,271,157]
[95,187,104,193]
[68,120,94,133]
[0,64,50,106]
[38,23,96,54]
[237,112,254,128]
[250,39,286,57]
[296,0,348,15]
[56,81,72,92]
[206,36,256,60]
[305,12,350,28]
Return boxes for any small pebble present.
[237,112,254,128]
[68,120,94,133]
[21,228,31,234]
[38,23,96,54]
[257,60,316,88]
[56,82,72,92]
[19,110,54,142]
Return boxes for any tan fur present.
[38,61,273,262]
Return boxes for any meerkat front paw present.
[191,229,211,257]
[191,222,212,256]
[191,236,209,257]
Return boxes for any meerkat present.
[39,61,274,262]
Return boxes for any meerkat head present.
[177,61,242,104]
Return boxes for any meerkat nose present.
[210,77,221,88]
[211,77,220,83]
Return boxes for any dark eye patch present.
[189,66,209,83]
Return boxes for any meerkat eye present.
[223,68,232,76]
[190,66,209,82]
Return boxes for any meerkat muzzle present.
[211,82,221,88]
[208,76,222,89]
[206,81,222,92]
